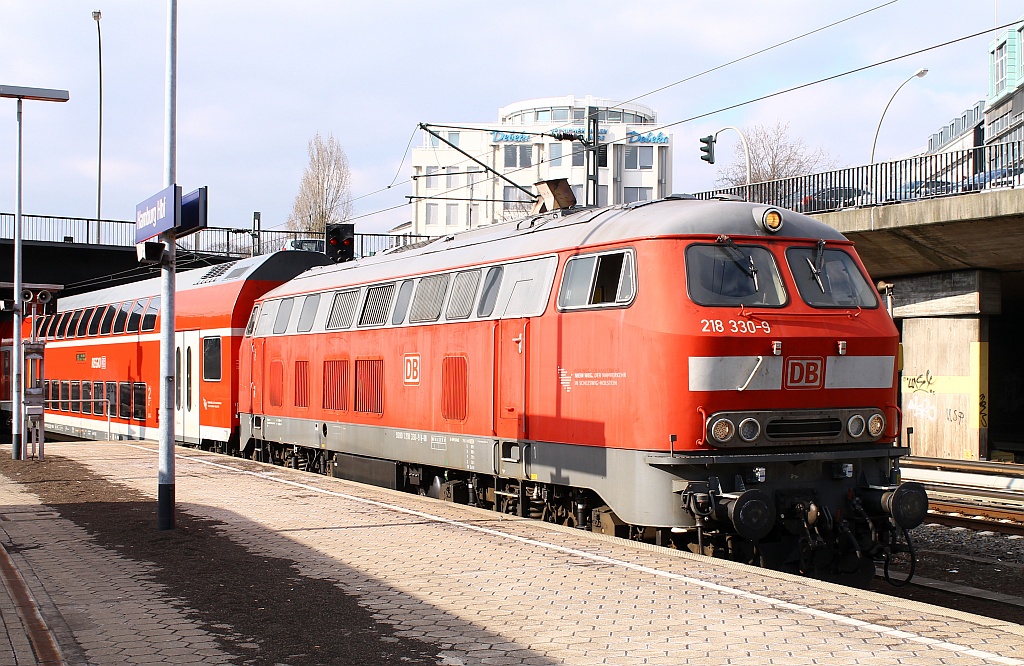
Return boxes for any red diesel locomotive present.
[32,195,926,584]
[237,195,925,585]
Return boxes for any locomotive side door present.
[496,318,528,441]
[173,330,201,445]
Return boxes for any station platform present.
[0,441,1021,665]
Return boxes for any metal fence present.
[693,140,1024,215]
[0,215,433,260]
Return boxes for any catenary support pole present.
[12,98,23,461]
[157,0,177,531]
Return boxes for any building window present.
[598,185,608,207]
[425,203,439,226]
[625,145,654,170]
[995,42,1007,96]
[466,168,481,186]
[446,203,459,227]
[447,131,459,147]
[446,166,459,188]
[503,186,533,211]
[469,204,480,228]
[572,142,586,167]
[536,109,551,123]
[548,143,562,167]
[552,107,569,121]
[428,132,439,148]
[624,187,653,204]
[572,108,585,124]
[425,166,438,188]
[504,145,532,169]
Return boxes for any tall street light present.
[93,10,103,243]
[0,85,70,460]
[870,67,928,166]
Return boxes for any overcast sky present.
[0,0,1018,235]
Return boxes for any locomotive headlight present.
[867,413,885,438]
[738,418,761,442]
[847,414,866,438]
[760,208,784,233]
[710,418,735,443]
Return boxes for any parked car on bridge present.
[961,167,1024,192]
[281,238,325,252]
[799,187,872,214]
[885,180,956,202]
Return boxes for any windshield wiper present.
[807,239,826,293]
[716,235,759,291]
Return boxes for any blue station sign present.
[135,184,182,244]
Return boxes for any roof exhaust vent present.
[531,178,576,214]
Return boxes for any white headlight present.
[847,414,866,438]
[738,418,761,442]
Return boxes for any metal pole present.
[93,10,103,243]
[715,126,751,201]
[12,98,23,461]
[157,0,177,531]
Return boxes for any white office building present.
[404,95,672,235]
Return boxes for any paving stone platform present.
[0,441,1022,665]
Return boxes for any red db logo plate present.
[785,357,824,389]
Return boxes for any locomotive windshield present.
[786,246,878,308]
[685,242,786,307]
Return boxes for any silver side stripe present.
[689,356,783,392]
[824,355,895,389]
[689,355,895,391]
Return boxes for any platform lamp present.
[0,85,70,460]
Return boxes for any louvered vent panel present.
[441,356,468,421]
[294,360,309,408]
[355,359,384,414]
[322,360,349,410]
[269,360,284,408]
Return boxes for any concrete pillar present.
[893,270,997,461]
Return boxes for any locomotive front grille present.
[764,417,843,440]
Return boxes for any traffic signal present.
[325,223,355,262]
[699,135,716,164]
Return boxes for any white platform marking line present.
[124,445,1023,666]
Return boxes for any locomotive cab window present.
[244,306,260,337]
[685,242,786,307]
[786,246,879,308]
[558,250,636,309]
[203,337,222,381]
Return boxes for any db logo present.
[785,357,824,389]
[404,354,420,385]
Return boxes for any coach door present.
[174,330,201,445]
[496,319,528,441]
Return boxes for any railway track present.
[901,456,1024,535]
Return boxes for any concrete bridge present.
[821,188,1024,463]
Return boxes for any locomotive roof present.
[56,251,331,312]
[265,197,848,299]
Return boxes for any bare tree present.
[716,120,836,187]
[287,132,353,234]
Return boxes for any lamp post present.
[870,68,928,166]
[715,126,751,201]
[93,10,103,243]
[0,85,70,460]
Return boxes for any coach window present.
[77,307,95,337]
[203,337,222,381]
[112,301,132,334]
[685,243,786,307]
[273,298,295,334]
[42,315,58,339]
[66,310,84,339]
[175,347,182,409]
[297,294,320,333]
[392,280,414,326]
[118,382,131,420]
[244,306,260,337]
[558,250,636,309]
[106,382,117,419]
[70,381,81,412]
[87,306,105,336]
[60,381,70,411]
[133,383,146,421]
[477,266,504,317]
[99,304,117,335]
[47,380,56,408]
[126,298,147,333]
[785,246,878,309]
[186,346,193,410]
[142,298,159,331]
[81,382,92,415]
[93,381,105,415]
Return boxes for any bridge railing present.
[692,140,1024,214]
[0,215,432,259]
